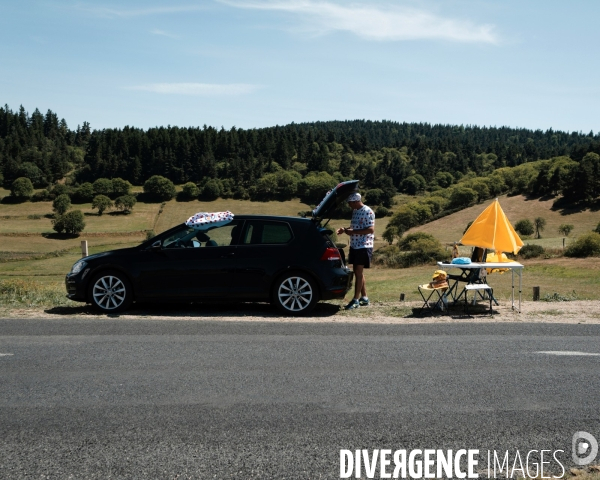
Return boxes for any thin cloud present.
[128,83,261,96]
[151,29,180,39]
[75,4,207,18]
[219,0,498,44]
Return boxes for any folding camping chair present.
[418,283,448,315]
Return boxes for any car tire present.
[272,272,318,316]
[88,270,133,313]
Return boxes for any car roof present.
[232,214,311,223]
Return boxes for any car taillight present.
[320,247,341,261]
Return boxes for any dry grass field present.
[0,201,160,233]
[0,191,599,306]
[154,197,311,233]
[409,194,599,246]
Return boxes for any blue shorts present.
[348,247,372,268]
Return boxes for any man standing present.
[336,193,375,310]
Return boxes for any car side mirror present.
[150,240,162,250]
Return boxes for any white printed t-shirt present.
[349,205,375,249]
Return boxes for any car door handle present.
[220,252,235,258]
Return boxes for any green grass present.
[0,279,77,307]
[0,234,146,254]
[0,241,141,282]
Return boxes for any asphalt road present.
[1,319,599,479]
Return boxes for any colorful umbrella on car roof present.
[460,198,524,255]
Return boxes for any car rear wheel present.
[273,272,318,315]
[89,271,133,313]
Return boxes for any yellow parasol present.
[460,198,524,256]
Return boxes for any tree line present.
[3,104,600,200]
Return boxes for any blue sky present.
[1,1,598,133]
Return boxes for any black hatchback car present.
[65,181,358,315]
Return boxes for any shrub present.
[73,182,95,203]
[564,232,600,258]
[593,222,600,234]
[31,189,52,202]
[93,178,114,196]
[382,225,399,245]
[201,179,223,200]
[180,182,200,200]
[52,210,85,235]
[387,207,415,234]
[111,178,132,197]
[464,179,490,201]
[92,195,113,215]
[400,175,426,195]
[145,230,156,240]
[541,291,579,302]
[448,186,478,209]
[515,219,534,236]
[434,171,454,188]
[144,175,176,201]
[421,196,448,216]
[558,224,574,237]
[114,195,136,213]
[233,185,250,200]
[398,232,436,250]
[11,177,34,198]
[518,244,545,259]
[51,184,71,198]
[52,194,71,215]
[365,188,385,206]
[374,232,448,267]
[249,171,301,201]
[16,162,47,187]
[375,206,389,217]
[373,234,447,268]
[298,171,337,204]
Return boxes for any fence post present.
[533,286,540,301]
[81,240,88,258]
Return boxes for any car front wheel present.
[273,273,318,315]
[89,271,133,313]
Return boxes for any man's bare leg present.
[353,264,364,300]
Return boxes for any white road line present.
[0,353,14,356]
[536,351,600,356]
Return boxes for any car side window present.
[161,222,241,248]
[202,223,240,247]
[241,221,293,245]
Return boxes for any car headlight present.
[70,260,87,275]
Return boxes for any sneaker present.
[359,297,370,306]
[344,299,360,310]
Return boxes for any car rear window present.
[242,221,293,245]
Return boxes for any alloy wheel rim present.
[92,276,126,310]
[278,276,312,312]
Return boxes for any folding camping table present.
[437,261,524,313]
